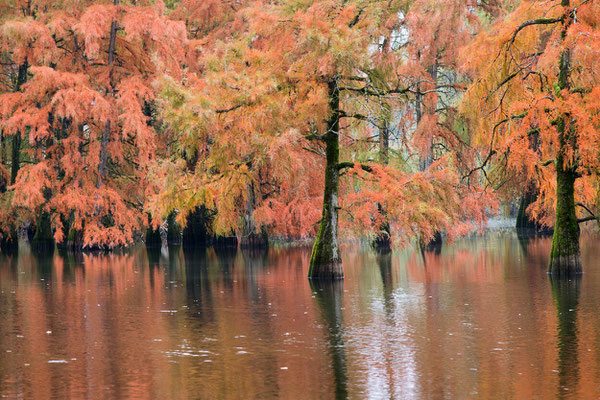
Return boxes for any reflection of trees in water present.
[181,247,214,320]
[310,279,348,400]
[215,248,238,289]
[241,248,269,303]
[550,276,581,398]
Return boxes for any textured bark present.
[548,7,581,275]
[309,80,343,279]
[548,161,581,275]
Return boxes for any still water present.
[0,232,599,399]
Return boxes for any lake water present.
[0,232,599,399]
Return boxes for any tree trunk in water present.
[309,80,343,279]
[548,163,581,275]
[548,12,581,275]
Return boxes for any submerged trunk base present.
[548,159,581,276]
[549,251,582,276]
[308,262,344,280]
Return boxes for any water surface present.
[1,232,599,399]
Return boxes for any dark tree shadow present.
[310,279,348,400]
[550,275,581,398]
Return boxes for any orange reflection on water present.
[0,233,599,399]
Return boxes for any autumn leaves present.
[0,0,598,278]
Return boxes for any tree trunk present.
[10,134,21,185]
[10,61,28,185]
[417,62,442,250]
[548,161,581,275]
[516,183,552,234]
[373,121,391,251]
[548,8,580,275]
[97,0,119,188]
[309,80,343,279]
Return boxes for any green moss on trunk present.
[548,164,581,275]
[549,36,581,275]
[309,80,343,279]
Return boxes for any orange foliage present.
[150,0,494,245]
[0,0,187,247]
[461,0,600,227]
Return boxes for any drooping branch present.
[575,202,600,225]
[215,104,243,114]
[508,17,563,46]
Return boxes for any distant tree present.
[154,0,492,278]
[461,0,600,274]
[0,0,187,248]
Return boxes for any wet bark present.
[309,80,343,279]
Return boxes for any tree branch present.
[509,17,563,47]
[215,104,243,114]
[337,161,373,173]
